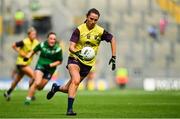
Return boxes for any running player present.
[47,8,116,115]
[24,32,63,105]
[4,27,39,101]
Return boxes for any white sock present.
[26,97,31,101]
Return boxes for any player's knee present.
[35,82,42,90]
[72,79,80,86]
[36,85,43,90]
[37,87,43,90]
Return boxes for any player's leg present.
[6,73,24,94]
[46,79,72,100]
[47,58,76,99]
[21,66,35,88]
[66,63,92,116]
[21,65,36,100]
[47,63,81,100]
[68,64,81,97]
[35,69,52,90]
[11,68,17,79]
[47,71,84,99]
[66,63,84,116]
[25,70,43,105]
[47,63,81,115]
[36,78,48,90]
[59,80,72,93]
[4,67,24,101]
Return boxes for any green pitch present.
[0,89,180,118]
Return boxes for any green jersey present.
[34,41,63,74]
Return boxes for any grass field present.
[1,89,180,118]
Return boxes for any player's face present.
[29,31,37,40]
[86,13,99,30]
[48,34,56,47]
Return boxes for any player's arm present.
[110,36,116,57]
[23,43,40,61]
[101,30,116,70]
[49,61,61,67]
[69,28,80,54]
[44,49,63,69]
[23,50,36,61]
[43,60,62,69]
[26,51,36,59]
[109,36,116,70]
[27,43,41,58]
[50,49,63,67]
[12,40,26,57]
[109,37,116,71]
[69,41,78,54]
[69,41,84,60]
[69,28,84,59]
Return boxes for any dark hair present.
[84,8,100,23]
[47,32,56,38]
[86,8,100,17]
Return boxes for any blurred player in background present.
[116,67,128,89]
[46,8,116,116]
[3,27,39,101]
[14,9,25,34]
[24,32,63,105]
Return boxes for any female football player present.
[4,27,39,101]
[47,8,116,115]
[24,32,63,105]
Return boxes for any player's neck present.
[86,23,95,30]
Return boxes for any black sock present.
[7,88,13,95]
[67,97,74,111]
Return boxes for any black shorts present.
[15,65,27,74]
[35,66,53,80]
[67,57,92,77]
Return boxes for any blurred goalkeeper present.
[46,8,116,115]
[24,32,63,105]
[4,27,39,101]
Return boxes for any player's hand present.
[109,56,116,70]
[74,50,84,60]
[43,64,51,69]
[23,57,29,62]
